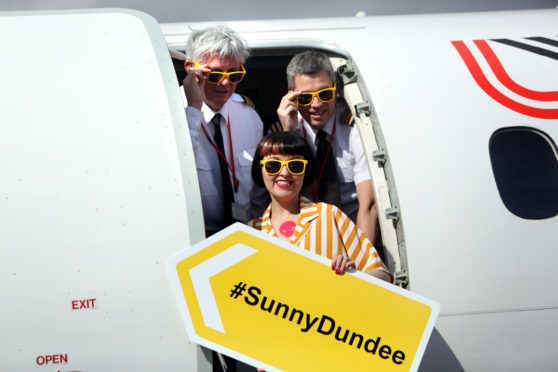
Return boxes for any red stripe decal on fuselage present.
[451,40,558,119]
[473,39,558,101]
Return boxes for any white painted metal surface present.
[0,9,205,371]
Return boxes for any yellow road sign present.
[168,223,439,371]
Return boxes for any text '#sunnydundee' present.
[229,281,406,366]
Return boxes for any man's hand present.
[183,62,210,110]
[277,91,300,131]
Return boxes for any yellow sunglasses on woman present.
[260,159,308,175]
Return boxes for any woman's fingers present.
[345,259,356,270]
[331,255,346,274]
[331,256,356,274]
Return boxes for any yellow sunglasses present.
[260,159,308,175]
[297,84,336,106]
[194,61,246,84]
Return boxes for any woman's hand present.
[331,255,356,275]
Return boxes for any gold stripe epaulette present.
[270,121,284,133]
[241,94,255,109]
[340,108,354,126]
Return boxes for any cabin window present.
[489,127,558,220]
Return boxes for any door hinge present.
[385,206,400,223]
[355,101,371,118]
[372,149,386,167]
[337,63,358,85]
[394,269,409,287]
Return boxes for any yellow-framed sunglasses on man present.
[296,84,336,106]
[194,61,246,84]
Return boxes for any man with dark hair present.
[183,25,266,237]
[277,51,379,244]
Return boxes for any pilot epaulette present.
[270,121,284,133]
[241,94,255,109]
[340,108,354,126]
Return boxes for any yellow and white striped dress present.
[248,196,392,280]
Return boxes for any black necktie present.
[316,130,341,206]
[211,114,234,226]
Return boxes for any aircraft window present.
[489,127,558,220]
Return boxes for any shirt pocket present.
[235,148,256,183]
[194,153,221,200]
[337,154,355,183]
[195,152,213,171]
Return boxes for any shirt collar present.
[299,106,336,145]
[258,196,319,241]
[297,196,320,225]
[261,195,318,225]
[320,114,336,136]
[202,96,232,123]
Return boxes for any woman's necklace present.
[279,221,296,237]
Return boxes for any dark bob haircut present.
[251,131,316,188]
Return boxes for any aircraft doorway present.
[169,44,410,288]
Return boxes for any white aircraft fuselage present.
[1,7,557,371]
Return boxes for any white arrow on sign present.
[189,243,258,333]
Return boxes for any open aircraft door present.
[0,9,209,371]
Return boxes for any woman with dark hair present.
[249,131,392,281]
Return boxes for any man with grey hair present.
[277,50,379,244]
[183,25,265,237]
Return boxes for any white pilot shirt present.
[184,93,266,233]
[296,101,370,222]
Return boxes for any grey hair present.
[185,25,250,63]
[286,51,336,89]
